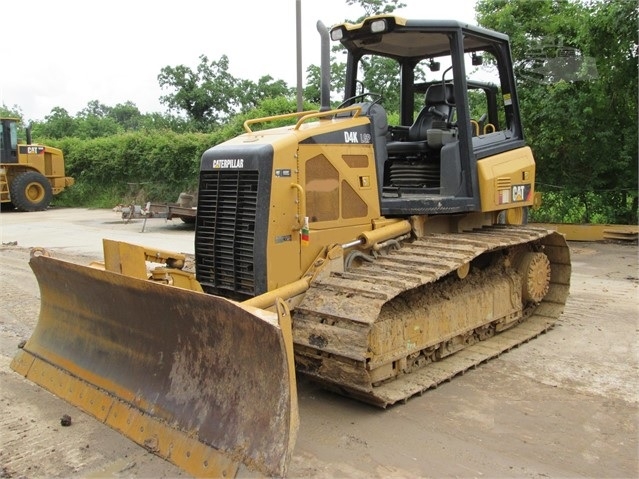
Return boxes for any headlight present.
[330,28,344,41]
[370,19,387,33]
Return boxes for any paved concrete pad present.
[1,207,194,257]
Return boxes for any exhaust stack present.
[317,20,331,112]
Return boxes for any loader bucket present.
[10,254,298,478]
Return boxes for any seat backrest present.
[408,83,455,141]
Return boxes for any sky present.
[2,0,478,122]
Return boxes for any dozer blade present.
[10,254,298,478]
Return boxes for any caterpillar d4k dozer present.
[11,15,571,477]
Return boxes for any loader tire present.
[10,171,53,211]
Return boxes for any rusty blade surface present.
[12,254,297,477]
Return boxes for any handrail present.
[483,123,496,134]
[470,120,480,137]
[243,105,365,134]
[293,106,362,130]
[470,120,497,136]
[243,110,319,133]
[290,183,306,230]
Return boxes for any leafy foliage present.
[157,54,294,127]
[5,0,635,223]
[530,190,637,224]
[51,131,215,207]
[476,0,638,223]
[346,0,406,17]
[0,104,23,120]
[158,54,239,125]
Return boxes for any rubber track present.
[293,225,571,407]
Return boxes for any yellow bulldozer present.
[11,16,571,478]
[0,117,74,211]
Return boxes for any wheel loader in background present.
[0,117,74,211]
[11,15,571,478]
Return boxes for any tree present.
[78,100,112,118]
[346,0,406,17]
[34,107,78,139]
[0,104,23,120]
[158,54,241,125]
[109,102,143,131]
[158,54,297,129]
[358,55,402,112]
[303,62,346,106]
[476,0,638,223]
[75,100,121,139]
[235,76,293,111]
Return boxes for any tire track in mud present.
[0,247,187,479]
[0,356,102,478]
[496,244,639,404]
[1,231,637,478]
[0,247,101,350]
[0,354,185,479]
[0,248,41,360]
[560,269,639,402]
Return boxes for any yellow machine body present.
[11,15,572,477]
[0,117,74,211]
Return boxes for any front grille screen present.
[195,170,258,298]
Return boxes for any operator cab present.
[329,16,525,216]
[0,118,20,164]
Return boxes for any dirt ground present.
[0,208,637,478]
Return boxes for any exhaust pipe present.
[317,20,331,112]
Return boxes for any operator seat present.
[386,83,455,155]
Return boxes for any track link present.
[292,226,571,407]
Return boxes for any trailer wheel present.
[10,171,53,212]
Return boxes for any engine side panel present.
[477,146,536,212]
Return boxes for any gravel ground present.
[1,207,637,478]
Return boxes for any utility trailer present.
[119,193,197,226]
[147,200,197,224]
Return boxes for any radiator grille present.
[195,170,259,298]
